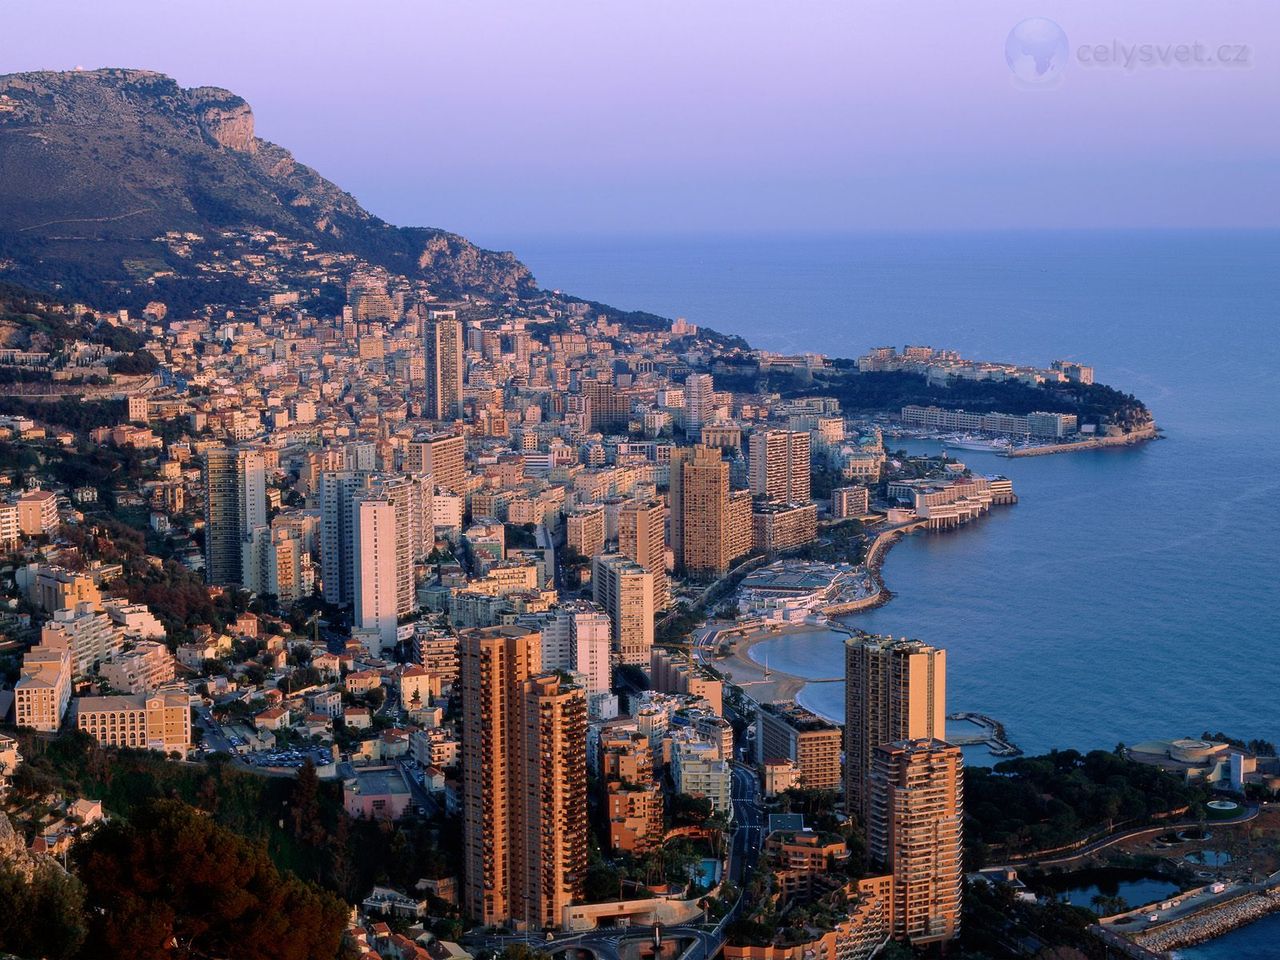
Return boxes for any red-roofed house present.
[254,706,289,730]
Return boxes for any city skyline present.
[0,8,1274,959]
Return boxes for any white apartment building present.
[41,603,123,676]
[671,739,731,813]
[98,641,177,695]
[591,554,654,668]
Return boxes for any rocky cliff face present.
[189,86,258,154]
[0,811,48,882]
[0,68,535,306]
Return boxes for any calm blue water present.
[514,231,1280,760]
[1177,915,1280,960]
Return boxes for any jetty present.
[1003,423,1159,458]
[946,712,1022,757]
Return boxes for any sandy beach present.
[696,622,845,706]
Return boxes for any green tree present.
[0,858,87,960]
[74,799,348,960]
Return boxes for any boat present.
[942,434,1013,453]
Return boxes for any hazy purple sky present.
[5,1,1277,242]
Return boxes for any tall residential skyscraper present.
[869,739,964,946]
[670,445,738,581]
[748,429,812,503]
[683,373,716,434]
[353,493,408,656]
[580,376,631,432]
[844,636,946,820]
[424,309,464,420]
[518,601,611,697]
[462,625,538,928]
[591,553,654,668]
[406,432,466,494]
[617,498,669,611]
[460,626,587,929]
[318,470,373,606]
[321,473,429,652]
[520,673,589,928]
[204,445,266,586]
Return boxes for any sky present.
[3,0,1277,244]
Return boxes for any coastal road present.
[999,805,1261,871]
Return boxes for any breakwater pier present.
[1003,423,1160,458]
[945,712,1022,757]
[1128,884,1280,954]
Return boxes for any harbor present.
[886,423,1160,458]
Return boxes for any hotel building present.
[74,691,192,755]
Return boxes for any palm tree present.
[1090,894,1128,916]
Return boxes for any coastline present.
[1134,887,1280,954]
[1003,423,1160,458]
[699,623,845,706]
[701,527,921,716]
[696,525,920,713]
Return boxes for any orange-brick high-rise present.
[519,673,588,927]
[670,445,748,581]
[748,428,812,503]
[617,498,669,610]
[844,635,946,820]
[460,625,588,929]
[868,739,964,947]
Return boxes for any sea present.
[507,229,1280,954]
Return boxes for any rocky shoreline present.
[1134,888,1280,953]
[1004,423,1160,458]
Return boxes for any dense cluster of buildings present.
[0,273,1006,948]
[6,560,187,751]
[858,344,1093,387]
[901,404,1079,439]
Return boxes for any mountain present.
[0,68,535,309]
